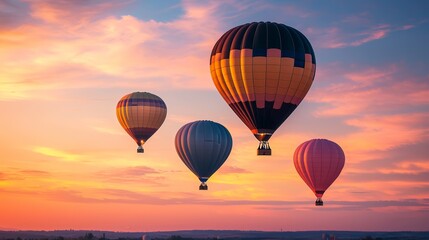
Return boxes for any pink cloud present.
[218,165,251,174]
[95,166,165,185]
[350,29,389,46]
[114,166,160,176]
[26,0,128,26]
[342,113,429,152]
[309,65,429,116]
[344,67,395,83]
[399,24,415,30]
[0,1,235,101]
[0,1,30,29]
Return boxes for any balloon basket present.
[137,146,144,153]
[257,148,271,155]
[315,198,323,206]
[199,182,208,190]
[257,141,271,155]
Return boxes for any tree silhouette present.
[84,233,95,240]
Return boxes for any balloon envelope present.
[293,139,345,206]
[116,92,167,153]
[175,120,233,190]
[210,21,316,155]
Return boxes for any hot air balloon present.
[210,22,316,155]
[293,139,345,206]
[116,92,167,153]
[175,120,233,190]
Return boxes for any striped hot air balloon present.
[116,92,167,153]
[210,22,316,155]
[293,139,345,206]
[175,120,233,190]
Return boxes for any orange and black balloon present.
[116,92,167,153]
[210,22,316,155]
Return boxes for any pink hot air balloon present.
[293,139,345,206]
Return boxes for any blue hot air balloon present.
[175,120,233,190]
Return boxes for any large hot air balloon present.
[116,92,167,153]
[210,22,316,155]
[175,120,233,190]
[293,139,345,206]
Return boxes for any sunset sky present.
[1,0,429,232]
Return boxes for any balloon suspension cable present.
[258,141,270,149]
[137,145,144,153]
[257,141,271,155]
[199,182,208,190]
[315,197,324,206]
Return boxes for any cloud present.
[342,142,429,185]
[167,114,200,125]
[398,24,415,30]
[19,170,50,176]
[308,65,429,116]
[307,64,429,155]
[304,61,429,202]
[32,187,198,204]
[344,171,429,183]
[341,113,429,152]
[1,1,425,102]
[308,23,417,49]
[334,142,429,201]
[92,126,123,136]
[350,25,389,46]
[1,172,428,212]
[26,0,128,26]
[4,182,427,211]
[32,146,82,161]
[0,172,23,181]
[218,165,251,174]
[0,1,231,101]
[119,166,160,175]
[0,169,51,182]
[377,142,428,164]
[0,0,30,29]
[256,199,429,212]
[96,166,165,185]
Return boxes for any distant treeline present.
[0,235,218,240]
[1,230,429,240]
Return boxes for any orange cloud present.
[307,64,428,155]
[218,165,251,174]
[309,65,429,116]
[96,166,165,185]
[26,0,127,26]
[341,113,429,152]
[0,1,230,101]
[33,146,83,161]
